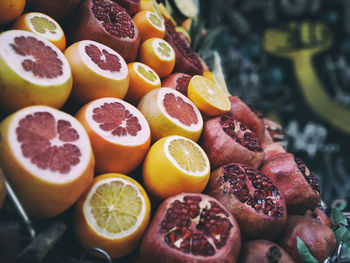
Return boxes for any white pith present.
[25,12,63,41]
[152,38,175,61]
[83,177,146,239]
[79,40,128,80]
[85,97,150,145]
[158,88,203,132]
[133,62,160,85]
[0,30,71,85]
[146,11,165,31]
[163,135,210,176]
[8,105,92,184]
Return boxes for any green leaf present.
[331,207,348,226]
[335,200,347,211]
[342,241,350,258]
[296,236,318,263]
[334,226,350,242]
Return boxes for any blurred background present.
[194,0,350,205]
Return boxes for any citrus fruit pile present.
[0,0,337,262]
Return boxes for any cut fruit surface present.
[74,173,151,259]
[133,10,165,42]
[0,105,94,217]
[173,0,198,18]
[125,62,161,105]
[138,87,203,142]
[64,40,129,103]
[187,75,231,116]
[139,37,175,77]
[13,12,66,51]
[142,135,210,199]
[0,30,72,113]
[76,97,151,174]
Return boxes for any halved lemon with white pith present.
[125,62,161,105]
[74,173,151,259]
[187,75,231,116]
[142,135,210,199]
[13,12,66,51]
[133,10,165,42]
[139,37,175,77]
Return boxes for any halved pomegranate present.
[140,193,241,263]
[263,117,285,143]
[260,153,321,214]
[201,115,264,170]
[70,0,140,62]
[161,72,192,96]
[207,163,287,240]
[113,0,140,15]
[262,142,286,163]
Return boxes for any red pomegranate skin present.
[112,0,140,15]
[27,0,82,20]
[70,0,140,62]
[263,117,285,143]
[164,19,203,76]
[279,215,336,263]
[201,115,263,170]
[207,163,287,240]
[262,142,286,163]
[239,239,294,263]
[260,153,321,214]
[227,96,266,142]
[161,73,192,96]
[140,193,242,263]
[305,207,332,228]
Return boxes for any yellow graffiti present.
[264,22,350,134]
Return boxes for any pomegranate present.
[263,117,285,143]
[207,163,287,240]
[161,73,192,96]
[262,142,286,163]
[305,207,332,228]
[164,19,203,76]
[112,0,140,15]
[279,215,336,263]
[201,115,264,170]
[227,96,266,141]
[140,193,241,263]
[260,153,321,214]
[239,240,294,263]
[27,0,81,20]
[70,0,140,62]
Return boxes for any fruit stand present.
[0,0,350,262]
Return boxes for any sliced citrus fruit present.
[133,10,165,42]
[0,30,72,113]
[125,62,161,105]
[142,135,210,199]
[13,12,66,51]
[138,87,203,142]
[0,0,25,25]
[139,37,175,77]
[74,173,151,259]
[0,105,95,218]
[76,97,151,174]
[187,75,231,116]
[64,40,129,103]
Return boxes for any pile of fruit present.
[0,0,340,262]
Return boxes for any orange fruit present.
[138,87,203,142]
[0,105,95,218]
[76,97,151,174]
[13,12,66,51]
[125,62,161,105]
[0,0,25,25]
[187,75,231,116]
[0,30,72,113]
[142,135,210,199]
[64,40,129,103]
[74,173,151,259]
[139,37,175,77]
[140,0,153,12]
[133,10,165,42]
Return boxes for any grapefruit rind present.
[152,38,175,61]
[84,98,150,146]
[79,40,128,80]
[163,135,210,177]
[6,106,93,184]
[133,62,160,85]
[83,176,146,239]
